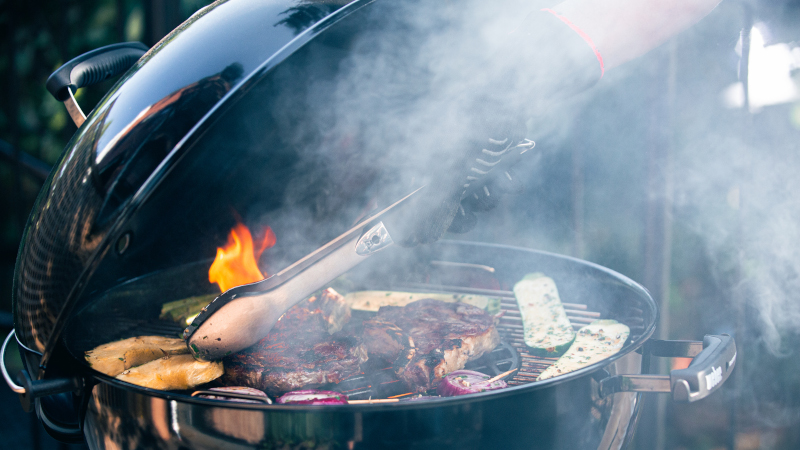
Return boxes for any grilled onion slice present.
[437,370,507,396]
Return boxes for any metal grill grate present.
[498,296,601,385]
[396,284,604,386]
[326,341,520,400]
[73,282,608,395]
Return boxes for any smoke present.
[667,111,800,430]
[673,126,800,356]
[258,0,605,254]
[245,0,800,366]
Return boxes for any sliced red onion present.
[276,389,349,405]
[436,370,507,397]
[198,386,271,404]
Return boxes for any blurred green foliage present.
[0,0,210,313]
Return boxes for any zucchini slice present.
[537,319,630,381]
[514,273,575,357]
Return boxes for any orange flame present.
[209,223,276,292]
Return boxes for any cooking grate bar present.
[499,317,593,327]
[501,309,600,319]
[500,299,592,313]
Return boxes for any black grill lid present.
[14,0,556,375]
[12,0,368,371]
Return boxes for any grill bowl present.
[71,240,656,450]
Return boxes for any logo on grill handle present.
[705,366,723,390]
[728,352,736,369]
[355,222,394,256]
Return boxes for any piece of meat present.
[362,318,409,362]
[223,289,365,396]
[307,287,351,334]
[364,299,500,393]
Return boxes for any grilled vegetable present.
[437,370,507,396]
[85,336,188,376]
[116,354,223,390]
[513,273,575,357]
[275,390,349,405]
[159,294,216,324]
[197,386,272,404]
[343,291,501,314]
[537,319,630,381]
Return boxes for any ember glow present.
[208,223,276,292]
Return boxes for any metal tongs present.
[184,187,423,360]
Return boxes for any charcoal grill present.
[3,0,735,448]
[6,238,734,449]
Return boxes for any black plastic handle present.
[670,334,736,402]
[14,369,82,413]
[598,334,736,403]
[46,42,148,101]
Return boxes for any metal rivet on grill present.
[115,232,132,255]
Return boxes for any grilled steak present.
[364,299,499,393]
[223,288,366,396]
[311,287,352,334]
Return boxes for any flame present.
[209,223,276,292]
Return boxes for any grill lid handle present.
[599,334,736,403]
[45,42,148,127]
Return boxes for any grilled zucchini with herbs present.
[537,319,630,381]
[513,273,576,357]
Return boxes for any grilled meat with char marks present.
[364,299,499,393]
[223,288,366,396]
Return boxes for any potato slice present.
[116,354,223,390]
[85,336,188,376]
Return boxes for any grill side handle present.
[3,330,86,442]
[598,334,736,403]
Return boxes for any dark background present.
[2,0,800,449]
